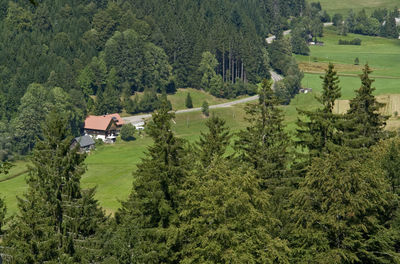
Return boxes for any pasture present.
[307,0,400,15]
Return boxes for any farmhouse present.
[84,113,124,143]
[71,135,96,152]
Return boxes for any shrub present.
[338,38,362,45]
[120,123,136,141]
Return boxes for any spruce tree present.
[296,63,341,159]
[185,92,193,108]
[290,148,399,263]
[235,79,289,189]
[108,104,188,263]
[342,64,388,149]
[179,158,290,263]
[3,111,105,263]
[197,115,231,167]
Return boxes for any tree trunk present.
[223,47,225,82]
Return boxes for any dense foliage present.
[0,0,310,158]
[2,63,400,263]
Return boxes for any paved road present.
[123,70,284,124]
[266,22,333,44]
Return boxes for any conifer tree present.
[0,196,6,235]
[107,103,188,263]
[197,115,231,167]
[179,158,290,263]
[342,64,388,149]
[235,79,289,189]
[3,111,105,263]
[290,149,399,263]
[296,63,341,159]
[185,92,193,108]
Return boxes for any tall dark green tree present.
[185,92,193,108]
[106,105,188,263]
[296,63,341,159]
[3,111,105,263]
[197,115,231,167]
[342,64,388,149]
[235,79,289,189]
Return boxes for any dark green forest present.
[0,0,308,158]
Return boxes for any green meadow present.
[307,0,400,15]
[295,28,400,78]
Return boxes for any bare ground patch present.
[299,62,364,74]
[333,94,400,130]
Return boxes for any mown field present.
[307,0,400,15]
[295,28,400,78]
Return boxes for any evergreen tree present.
[197,115,231,167]
[290,149,399,263]
[3,111,105,263]
[0,196,6,235]
[185,92,193,108]
[342,64,388,149]
[296,63,341,159]
[179,159,290,263]
[235,79,289,189]
[201,101,209,117]
[107,105,188,263]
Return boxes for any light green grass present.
[295,28,400,78]
[303,73,400,99]
[168,88,230,110]
[307,0,400,15]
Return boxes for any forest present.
[0,0,309,159]
[2,0,400,263]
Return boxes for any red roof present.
[84,114,124,131]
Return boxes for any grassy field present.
[295,28,400,78]
[168,88,231,110]
[307,0,400,15]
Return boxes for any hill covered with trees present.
[0,0,310,159]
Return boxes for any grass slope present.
[307,0,400,15]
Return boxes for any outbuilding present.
[71,135,96,152]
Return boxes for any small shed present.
[71,135,96,152]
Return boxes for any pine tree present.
[197,115,231,167]
[185,92,193,108]
[290,148,399,263]
[342,64,388,149]
[179,159,290,263]
[108,105,188,263]
[3,111,105,263]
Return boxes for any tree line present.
[1,63,400,263]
